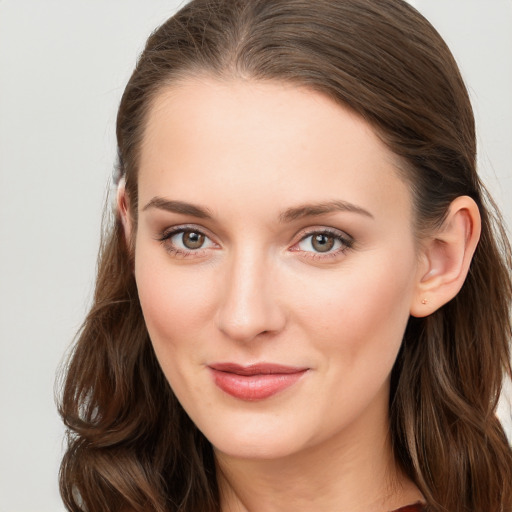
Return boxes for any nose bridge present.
[216,244,285,342]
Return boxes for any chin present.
[194,409,321,461]
[211,434,305,461]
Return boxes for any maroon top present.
[393,504,425,512]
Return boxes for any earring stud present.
[421,298,428,305]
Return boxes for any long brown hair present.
[59,1,512,511]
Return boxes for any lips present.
[208,363,308,401]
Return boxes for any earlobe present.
[116,177,133,245]
[410,196,481,318]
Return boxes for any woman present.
[58,1,512,511]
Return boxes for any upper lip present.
[208,362,308,375]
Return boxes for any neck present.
[215,393,422,512]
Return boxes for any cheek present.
[134,247,216,354]
[292,248,416,369]
[134,251,221,404]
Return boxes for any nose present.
[215,250,286,343]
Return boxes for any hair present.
[58,1,512,511]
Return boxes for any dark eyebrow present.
[142,197,373,222]
[142,197,212,219]
[279,200,374,223]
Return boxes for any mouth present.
[208,362,309,401]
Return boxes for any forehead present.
[138,77,412,224]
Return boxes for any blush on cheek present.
[135,262,214,349]
[304,253,413,368]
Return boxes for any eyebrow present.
[279,200,374,222]
[142,197,212,218]
[142,197,373,222]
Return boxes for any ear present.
[410,196,481,318]
[116,177,133,245]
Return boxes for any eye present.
[158,227,217,257]
[294,229,353,256]
[175,230,207,250]
[300,233,337,253]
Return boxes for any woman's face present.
[133,78,423,459]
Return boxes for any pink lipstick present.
[208,363,308,401]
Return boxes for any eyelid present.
[293,225,353,244]
[156,224,219,257]
[159,223,206,238]
[290,226,354,257]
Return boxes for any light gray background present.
[0,1,510,510]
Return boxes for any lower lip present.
[209,369,308,401]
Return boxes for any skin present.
[119,77,481,512]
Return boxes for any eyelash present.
[157,226,354,260]
[157,225,216,259]
[292,228,354,260]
